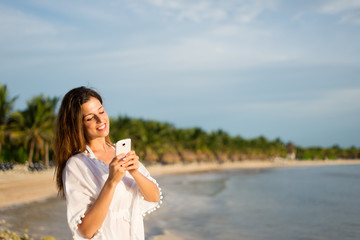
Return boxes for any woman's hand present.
[107,154,127,185]
[122,151,160,202]
[121,151,140,175]
[79,153,129,238]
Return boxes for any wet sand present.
[149,230,184,240]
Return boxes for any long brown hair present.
[54,86,112,198]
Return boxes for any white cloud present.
[148,0,228,22]
[226,88,360,119]
[340,12,360,24]
[144,0,277,23]
[146,0,183,9]
[0,3,113,56]
[85,34,294,73]
[320,0,360,14]
[319,0,360,24]
[210,24,271,38]
[28,0,122,23]
[177,2,227,22]
[234,1,277,23]
[0,5,58,38]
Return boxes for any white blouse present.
[63,146,162,240]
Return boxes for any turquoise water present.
[1,164,360,240]
[147,164,360,240]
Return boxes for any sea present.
[1,164,360,240]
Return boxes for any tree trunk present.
[28,140,34,168]
[45,142,49,169]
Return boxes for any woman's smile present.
[97,123,107,131]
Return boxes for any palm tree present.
[0,84,18,159]
[9,94,58,168]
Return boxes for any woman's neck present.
[87,138,115,164]
[87,138,108,153]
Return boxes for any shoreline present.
[147,159,360,176]
[1,159,360,210]
[1,159,360,240]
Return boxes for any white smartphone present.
[115,138,131,156]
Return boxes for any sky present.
[1,0,360,148]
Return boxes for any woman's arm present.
[131,170,160,202]
[123,151,160,202]
[77,154,127,239]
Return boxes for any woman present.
[54,87,162,240]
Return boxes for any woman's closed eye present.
[85,111,105,122]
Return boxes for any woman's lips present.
[97,123,106,131]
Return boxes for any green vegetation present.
[109,117,359,163]
[0,83,359,166]
[8,95,58,168]
[0,229,56,240]
[0,84,18,161]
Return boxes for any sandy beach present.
[1,159,360,210]
[146,159,360,176]
[0,166,57,209]
[1,159,360,239]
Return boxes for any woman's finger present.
[123,159,134,167]
[126,151,136,157]
[125,159,140,169]
[111,153,125,164]
[122,153,139,162]
[125,163,139,171]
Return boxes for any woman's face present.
[81,97,110,141]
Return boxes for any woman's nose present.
[95,115,103,123]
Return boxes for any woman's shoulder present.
[65,152,91,170]
[63,152,97,182]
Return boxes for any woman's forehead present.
[82,97,103,116]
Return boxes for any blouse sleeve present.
[137,162,163,216]
[63,156,102,239]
